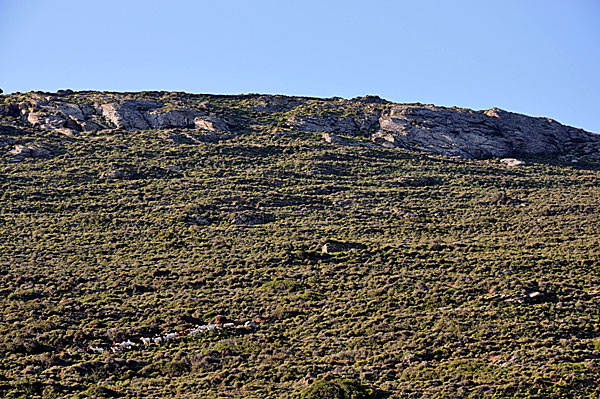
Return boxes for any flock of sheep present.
[86,319,260,354]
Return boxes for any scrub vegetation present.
[0,91,599,398]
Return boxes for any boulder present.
[8,144,51,158]
[352,95,389,104]
[194,115,229,132]
[56,89,74,96]
[231,211,273,226]
[321,240,366,254]
[145,109,201,129]
[27,112,67,130]
[323,132,350,146]
[500,158,525,167]
[99,101,161,130]
[102,169,132,179]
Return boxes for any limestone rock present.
[500,158,525,167]
[375,104,600,158]
[194,115,229,132]
[11,91,600,162]
[27,112,67,130]
[372,131,399,148]
[99,101,161,130]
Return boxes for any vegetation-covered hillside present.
[1,91,599,398]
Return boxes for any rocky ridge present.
[1,90,598,162]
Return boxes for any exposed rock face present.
[287,114,357,133]
[99,101,203,130]
[8,144,51,159]
[193,115,229,132]
[5,90,599,161]
[286,105,382,135]
[19,97,230,133]
[375,105,599,158]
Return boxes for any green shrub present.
[300,379,377,399]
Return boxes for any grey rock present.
[321,240,366,254]
[8,144,51,158]
[102,169,131,179]
[145,109,200,129]
[372,131,399,148]
[27,112,67,130]
[287,114,357,133]
[79,120,105,132]
[194,115,229,132]
[375,104,600,158]
[99,101,161,130]
[323,132,350,146]
[56,89,74,96]
[55,128,79,137]
[56,102,92,120]
[500,158,525,167]
[352,95,389,104]
[96,101,220,131]
[231,211,273,226]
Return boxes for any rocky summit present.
[1,90,598,162]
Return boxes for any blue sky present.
[1,0,599,132]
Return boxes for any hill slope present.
[1,91,599,398]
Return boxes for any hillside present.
[1,91,599,398]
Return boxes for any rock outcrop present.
[8,144,51,159]
[374,105,599,159]
[99,101,211,130]
[3,90,599,161]
[8,96,229,134]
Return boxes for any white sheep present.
[116,340,136,349]
[244,320,258,329]
[89,346,105,353]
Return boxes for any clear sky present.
[1,0,599,132]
